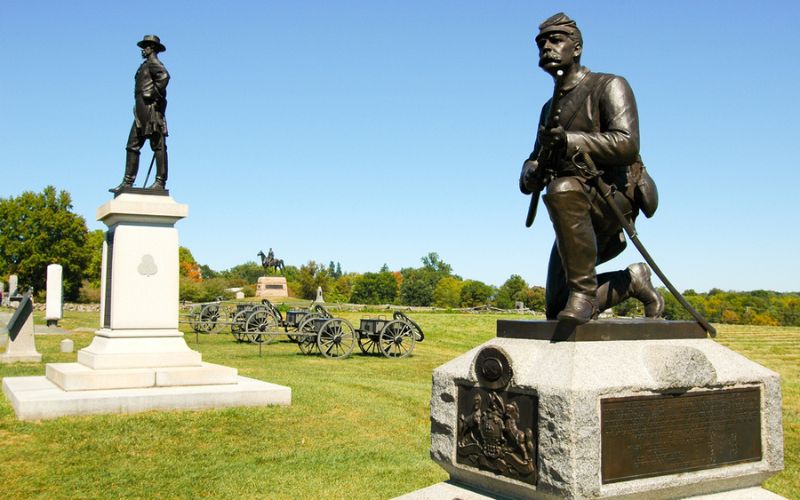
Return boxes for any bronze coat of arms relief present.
[456,347,538,485]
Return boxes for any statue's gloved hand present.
[537,125,566,151]
[520,160,541,194]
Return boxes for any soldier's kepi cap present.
[536,12,583,45]
[137,34,166,53]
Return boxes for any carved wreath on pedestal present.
[456,346,537,484]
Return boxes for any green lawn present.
[0,309,797,499]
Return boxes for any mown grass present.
[0,309,797,499]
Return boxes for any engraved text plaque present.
[601,388,761,483]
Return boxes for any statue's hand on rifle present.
[520,159,543,195]
[537,124,566,151]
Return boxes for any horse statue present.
[257,249,285,273]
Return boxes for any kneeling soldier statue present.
[114,34,170,192]
[520,13,664,324]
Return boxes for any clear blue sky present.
[3,1,799,292]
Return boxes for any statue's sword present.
[577,150,717,337]
[142,153,156,188]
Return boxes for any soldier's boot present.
[544,190,599,324]
[147,149,168,190]
[627,263,664,317]
[113,151,140,191]
[595,263,664,318]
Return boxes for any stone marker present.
[1,293,42,364]
[316,286,324,303]
[60,338,74,353]
[235,291,245,300]
[46,264,64,327]
[0,282,5,306]
[8,275,18,299]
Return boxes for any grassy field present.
[0,308,797,499]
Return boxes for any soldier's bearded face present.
[140,45,154,59]
[537,32,579,71]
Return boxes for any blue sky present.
[2,1,799,292]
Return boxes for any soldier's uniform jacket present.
[529,67,647,204]
[133,56,170,136]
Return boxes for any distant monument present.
[315,286,324,303]
[45,264,63,327]
[0,292,42,364]
[1,39,291,419]
[403,13,783,500]
[256,248,288,299]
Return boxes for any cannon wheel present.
[245,309,279,344]
[198,305,220,333]
[317,318,356,359]
[357,332,380,355]
[296,315,319,355]
[187,306,203,332]
[231,310,250,342]
[393,311,424,341]
[379,319,416,358]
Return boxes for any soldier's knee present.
[547,176,583,194]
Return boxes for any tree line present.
[2,187,798,326]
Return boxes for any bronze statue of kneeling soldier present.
[113,34,170,192]
[520,13,664,325]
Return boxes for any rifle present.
[525,69,564,228]
[576,150,717,337]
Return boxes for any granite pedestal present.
[404,320,783,499]
[3,193,291,420]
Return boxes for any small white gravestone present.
[316,286,324,303]
[8,275,18,298]
[60,338,74,353]
[235,291,245,300]
[46,264,64,327]
[1,293,42,364]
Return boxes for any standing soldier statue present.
[113,35,170,192]
[519,13,664,325]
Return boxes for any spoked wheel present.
[187,306,203,332]
[357,333,381,355]
[317,319,356,359]
[296,316,319,355]
[393,311,424,341]
[198,305,220,333]
[379,319,416,358]
[231,310,249,342]
[245,310,279,344]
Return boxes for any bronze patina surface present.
[496,319,706,341]
[601,388,762,483]
[456,385,538,485]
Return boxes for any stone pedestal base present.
[3,375,290,421]
[256,276,288,298]
[413,320,783,499]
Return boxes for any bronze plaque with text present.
[601,388,761,483]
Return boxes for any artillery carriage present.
[355,311,425,358]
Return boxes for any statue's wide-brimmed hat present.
[137,35,166,53]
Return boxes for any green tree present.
[350,271,398,304]
[433,277,464,308]
[296,261,331,300]
[494,275,529,309]
[220,261,264,284]
[399,268,437,306]
[84,229,105,287]
[0,186,91,300]
[459,280,494,307]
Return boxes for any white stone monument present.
[402,320,784,499]
[0,293,42,364]
[45,264,63,327]
[8,274,18,299]
[0,281,5,306]
[3,193,290,420]
[315,286,324,303]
